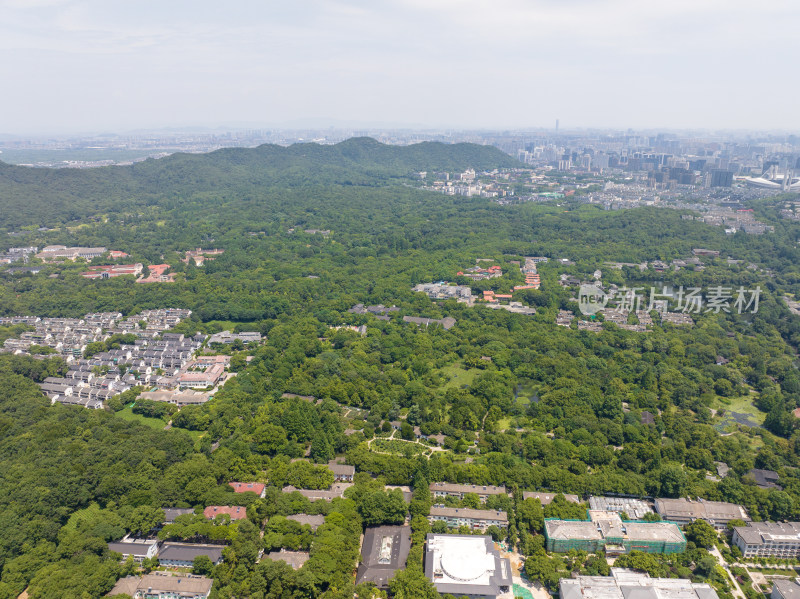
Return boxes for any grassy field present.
[714,394,765,429]
[371,438,431,457]
[116,405,167,430]
[440,363,479,389]
[496,417,512,430]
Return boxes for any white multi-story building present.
[733,522,800,558]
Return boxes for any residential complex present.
[544,511,686,555]
[732,522,800,558]
[0,309,206,409]
[425,534,512,599]
[560,568,718,599]
[654,498,750,529]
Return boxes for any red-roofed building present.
[204,506,247,521]
[137,263,176,284]
[229,482,266,498]
[109,250,129,259]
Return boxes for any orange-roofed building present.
[137,263,176,284]
[229,482,266,498]
[204,506,247,521]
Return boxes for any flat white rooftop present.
[560,568,718,599]
[425,534,511,599]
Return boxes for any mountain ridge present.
[0,137,518,228]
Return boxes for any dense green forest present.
[3,139,800,598]
[0,137,517,229]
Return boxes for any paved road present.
[710,546,746,599]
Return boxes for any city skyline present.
[1,0,799,134]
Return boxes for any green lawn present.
[496,417,512,430]
[440,363,479,389]
[714,394,766,429]
[371,438,431,457]
[116,405,167,430]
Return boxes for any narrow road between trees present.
[710,546,746,599]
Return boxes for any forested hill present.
[0,137,518,228]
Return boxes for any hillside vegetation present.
[0,137,517,228]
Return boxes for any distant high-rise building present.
[710,170,733,188]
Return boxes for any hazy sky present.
[1,0,798,134]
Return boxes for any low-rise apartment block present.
[429,482,507,502]
[429,506,508,530]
